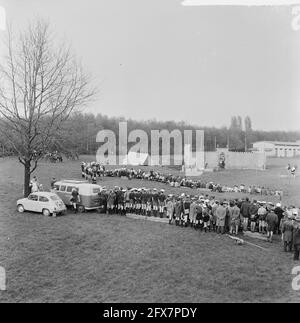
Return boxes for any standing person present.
[282,214,294,252]
[258,202,267,234]
[274,203,284,234]
[70,188,80,213]
[292,215,300,261]
[115,188,123,215]
[81,162,86,178]
[227,201,234,234]
[152,188,159,217]
[124,188,131,214]
[230,202,240,235]
[141,189,147,216]
[266,207,278,243]
[224,201,230,233]
[166,195,175,224]
[216,202,226,234]
[195,201,202,230]
[202,205,210,233]
[30,176,39,193]
[189,198,197,228]
[113,187,120,212]
[249,200,259,233]
[135,189,142,215]
[240,197,251,232]
[98,188,108,214]
[211,200,219,232]
[146,189,152,217]
[50,177,56,192]
[183,196,191,227]
[129,188,135,214]
[158,189,166,218]
[107,189,116,215]
[174,198,183,226]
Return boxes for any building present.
[252,141,300,157]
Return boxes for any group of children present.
[97,187,300,259]
[80,162,283,197]
[98,187,297,238]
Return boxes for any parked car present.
[53,180,102,212]
[17,192,66,216]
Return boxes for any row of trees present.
[2,112,298,157]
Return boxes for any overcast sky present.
[1,0,300,131]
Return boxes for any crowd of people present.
[29,161,299,260]
[81,162,283,197]
[96,186,300,259]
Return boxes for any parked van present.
[53,180,102,212]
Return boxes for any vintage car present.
[17,192,66,216]
[53,180,102,212]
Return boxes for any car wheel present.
[77,205,85,213]
[42,209,51,216]
[17,204,25,213]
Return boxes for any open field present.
[0,156,300,303]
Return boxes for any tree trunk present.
[24,159,31,197]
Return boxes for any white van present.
[53,180,102,212]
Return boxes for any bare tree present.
[0,20,96,196]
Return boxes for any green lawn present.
[0,156,299,303]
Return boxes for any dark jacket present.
[240,201,251,218]
[266,211,278,230]
[293,223,300,246]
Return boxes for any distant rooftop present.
[253,141,300,146]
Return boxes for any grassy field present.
[0,156,300,303]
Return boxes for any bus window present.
[60,185,66,192]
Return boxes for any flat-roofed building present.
[252,141,300,157]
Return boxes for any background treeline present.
[1,113,300,156]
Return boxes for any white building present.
[252,141,300,157]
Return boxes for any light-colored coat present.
[216,205,226,227]
[282,220,294,243]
